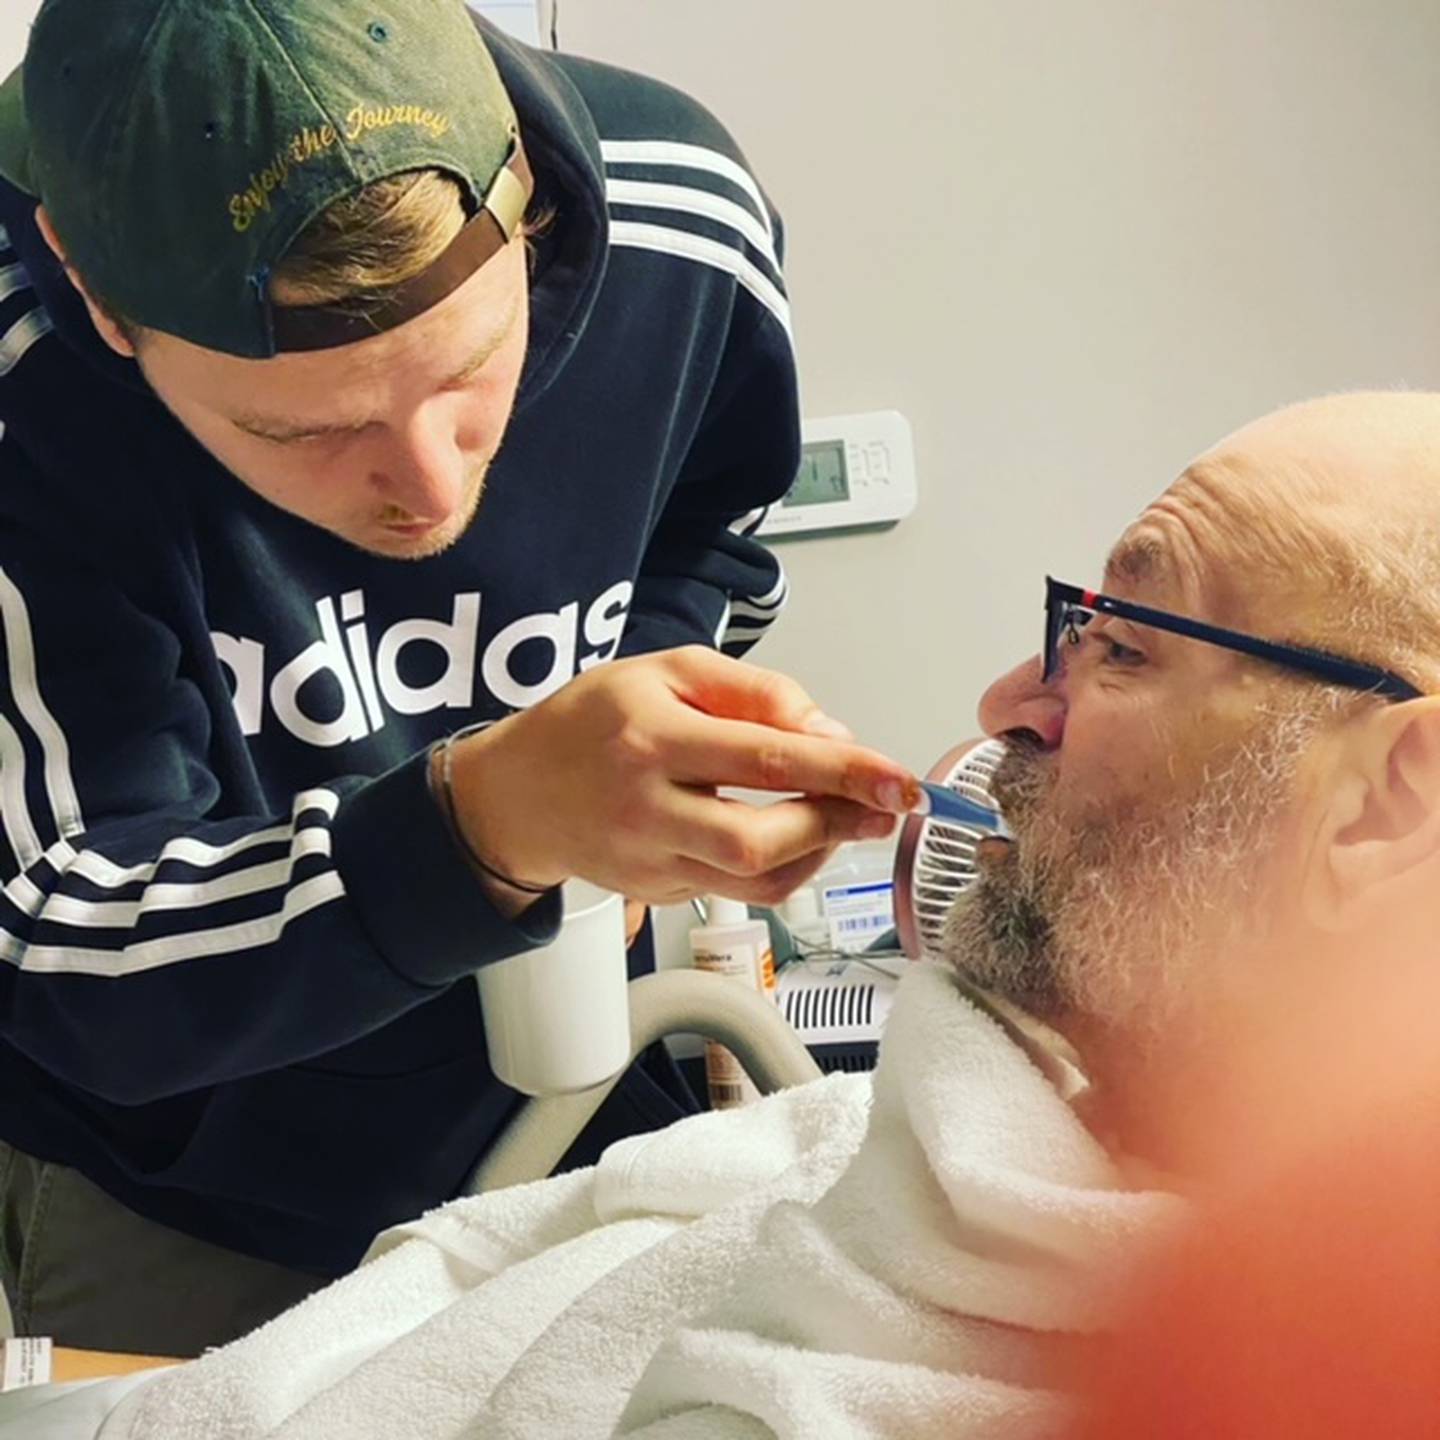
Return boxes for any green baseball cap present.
[0,0,533,358]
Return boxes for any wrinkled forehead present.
[1102,482,1220,612]
[1103,460,1290,628]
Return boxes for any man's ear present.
[34,206,137,359]
[1303,698,1440,933]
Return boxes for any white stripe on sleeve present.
[4,787,339,945]
[4,868,47,919]
[724,570,790,649]
[0,566,84,841]
[5,871,347,977]
[728,599,788,625]
[604,179,780,276]
[0,309,53,377]
[0,709,41,870]
[728,506,768,539]
[608,221,792,340]
[54,824,292,889]
[600,140,774,239]
[747,566,789,610]
[36,827,334,930]
[712,600,733,648]
[50,788,341,892]
[0,263,32,306]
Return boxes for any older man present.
[11,391,1436,1439]
[951,388,1440,1171]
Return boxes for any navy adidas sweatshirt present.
[0,19,799,1274]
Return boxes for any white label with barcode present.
[822,881,895,953]
[2,1337,53,1392]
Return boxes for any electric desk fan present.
[774,738,1009,1072]
[893,737,1009,960]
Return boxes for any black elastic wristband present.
[429,733,557,897]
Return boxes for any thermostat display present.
[787,440,850,508]
[759,411,917,538]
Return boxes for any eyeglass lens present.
[1043,594,1092,681]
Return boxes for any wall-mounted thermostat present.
[758,410,917,539]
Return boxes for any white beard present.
[943,707,1322,1049]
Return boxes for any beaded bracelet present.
[429,731,556,897]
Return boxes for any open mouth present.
[976,835,1017,867]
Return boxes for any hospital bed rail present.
[467,967,823,1194]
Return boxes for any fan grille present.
[780,982,876,1034]
[906,739,1008,959]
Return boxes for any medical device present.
[772,855,900,1075]
[758,411,917,538]
[776,956,903,1074]
[894,739,1010,960]
[810,839,898,953]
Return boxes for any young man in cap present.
[0,1,915,1354]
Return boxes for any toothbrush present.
[915,782,1014,841]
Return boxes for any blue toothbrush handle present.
[917,782,1014,839]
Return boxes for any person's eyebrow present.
[229,299,520,443]
[229,410,372,444]
[1102,533,1174,591]
[437,319,513,389]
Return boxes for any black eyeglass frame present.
[1044,577,1423,702]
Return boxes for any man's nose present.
[372,416,467,522]
[978,655,1066,749]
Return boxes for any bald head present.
[1210,390,1440,492]
[1113,391,1440,691]
[958,391,1440,1164]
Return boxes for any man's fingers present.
[660,792,894,879]
[675,846,843,910]
[664,646,854,740]
[661,717,919,813]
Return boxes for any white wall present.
[0,4,36,73]
[0,3,557,69]
[561,0,1440,771]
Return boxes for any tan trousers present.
[0,1141,325,1358]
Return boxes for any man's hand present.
[446,647,918,910]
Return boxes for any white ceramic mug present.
[476,880,632,1096]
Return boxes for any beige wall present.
[0,6,34,72]
[0,4,555,72]
[562,0,1440,771]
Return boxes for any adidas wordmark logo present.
[211,581,633,747]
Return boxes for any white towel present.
[615,962,1180,1439]
[97,1072,869,1439]
[94,963,1177,1440]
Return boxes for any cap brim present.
[0,65,37,195]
